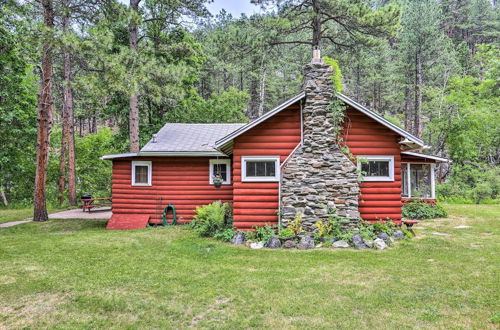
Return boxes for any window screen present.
[213,163,227,181]
[410,164,431,198]
[245,161,276,177]
[134,165,149,184]
[361,160,390,177]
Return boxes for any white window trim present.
[131,161,152,186]
[357,155,394,182]
[242,156,280,182]
[402,162,436,199]
[209,159,231,185]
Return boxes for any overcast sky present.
[207,0,261,17]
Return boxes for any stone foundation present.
[280,62,360,230]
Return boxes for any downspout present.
[278,99,304,227]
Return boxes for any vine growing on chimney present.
[323,58,355,162]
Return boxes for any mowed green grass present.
[0,207,68,224]
[0,205,498,329]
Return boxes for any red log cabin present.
[103,62,447,230]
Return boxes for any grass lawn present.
[0,204,498,328]
[0,206,70,224]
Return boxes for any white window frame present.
[209,159,231,185]
[242,156,280,182]
[357,155,394,182]
[402,162,436,199]
[131,161,152,186]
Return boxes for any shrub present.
[288,211,304,236]
[191,201,232,237]
[315,220,333,238]
[253,224,277,243]
[278,227,295,240]
[372,221,395,235]
[214,228,236,242]
[402,201,447,220]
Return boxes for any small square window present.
[358,156,394,182]
[242,156,280,182]
[132,161,152,186]
[209,159,231,185]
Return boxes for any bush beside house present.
[191,201,412,251]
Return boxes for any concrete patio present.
[48,207,111,219]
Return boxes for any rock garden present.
[190,201,414,251]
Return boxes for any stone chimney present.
[280,51,360,230]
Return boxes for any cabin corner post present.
[280,62,360,231]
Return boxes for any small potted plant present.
[212,175,224,188]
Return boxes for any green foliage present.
[0,3,37,204]
[213,228,237,242]
[191,201,232,237]
[288,211,304,236]
[277,227,295,240]
[315,220,333,238]
[372,222,396,235]
[165,88,249,124]
[402,201,448,220]
[437,164,499,204]
[323,57,343,92]
[253,224,277,243]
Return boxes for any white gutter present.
[101,150,227,160]
[401,151,450,163]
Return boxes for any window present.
[131,161,152,186]
[402,163,435,199]
[242,156,280,182]
[358,156,394,181]
[209,159,231,185]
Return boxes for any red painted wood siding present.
[340,107,403,220]
[111,157,233,223]
[232,103,301,229]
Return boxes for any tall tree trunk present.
[311,0,321,49]
[257,54,267,117]
[34,0,54,222]
[404,87,412,133]
[58,102,67,205]
[0,189,8,207]
[129,0,141,153]
[62,12,77,205]
[414,52,423,138]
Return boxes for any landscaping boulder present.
[231,232,245,245]
[351,234,369,249]
[245,240,254,248]
[250,241,264,249]
[332,240,349,248]
[377,232,391,243]
[265,237,281,249]
[374,238,387,250]
[283,240,297,249]
[298,236,315,250]
[364,240,374,248]
[393,230,404,240]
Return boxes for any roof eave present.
[336,93,424,147]
[138,151,227,157]
[100,153,139,160]
[402,151,450,163]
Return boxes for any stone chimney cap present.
[312,46,324,64]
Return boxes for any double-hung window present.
[358,156,394,182]
[242,156,280,182]
[131,161,152,186]
[209,159,231,185]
